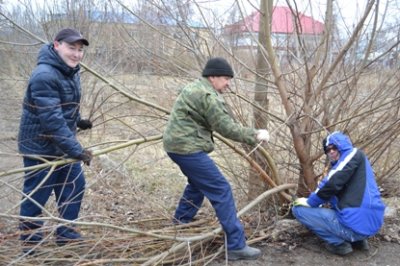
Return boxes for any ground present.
[223,237,400,266]
[1,79,399,265]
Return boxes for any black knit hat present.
[55,28,89,46]
[202,57,234,78]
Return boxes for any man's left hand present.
[77,119,92,130]
[256,129,270,142]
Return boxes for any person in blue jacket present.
[18,28,93,252]
[292,131,385,255]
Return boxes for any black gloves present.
[77,119,92,130]
[79,149,93,166]
[76,119,92,165]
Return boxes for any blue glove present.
[293,197,310,207]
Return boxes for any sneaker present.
[325,242,353,256]
[351,239,369,251]
[227,245,261,261]
[172,218,191,225]
[20,231,43,255]
[56,226,83,246]
[20,231,43,242]
[22,242,39,256]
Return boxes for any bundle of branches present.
[0,184,295,265]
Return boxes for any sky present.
[193,0,398,37]
[196,0,367,27]
[0,0,365,21]
[2,0,396,31]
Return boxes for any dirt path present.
[0,79,22,169]
[213,237,400,266]
[0,82,23,215]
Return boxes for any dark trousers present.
[19,157,85,240]
[168,151,246,250]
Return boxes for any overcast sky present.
[2,0,396,31]
[0,0,368,21]
[197,0,367,26]
[196,0,398,35]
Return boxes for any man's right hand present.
[293,197,310,207]
[79,149,93,166]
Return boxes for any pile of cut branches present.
[0,184,296,265]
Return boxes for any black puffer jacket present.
[18,43,84,158]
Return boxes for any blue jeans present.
[19,157,85,240]
[168,152,246,250]
[292,206,368,245]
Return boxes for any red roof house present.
[223,6,325,65]
[224,6,324,35]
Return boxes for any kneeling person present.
[292,131,385,255]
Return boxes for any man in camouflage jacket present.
[163,57,270,261]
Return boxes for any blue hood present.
[323,131,353,155]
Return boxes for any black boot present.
[20,221,43,255]
[351,239,369,251]
[56,226,83,246]
[227,245,261,261]
[325,242,353,256]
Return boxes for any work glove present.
[78,149,93,166]
[77,119,93,130]
[293,197,310,207]
[256,129,270,142]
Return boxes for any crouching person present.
[292,131,385,255]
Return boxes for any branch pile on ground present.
[0,184,295,265]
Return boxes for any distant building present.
[43,10,211,74]
[223,6,324,66]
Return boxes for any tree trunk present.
[248,0,275,201]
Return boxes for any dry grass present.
[1,71,399,264]
[0,148,294,264]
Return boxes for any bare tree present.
[252,0,400,195]
[0,0,399,263]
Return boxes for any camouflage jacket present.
[163,78,257,154]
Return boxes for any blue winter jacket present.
[18,44,84,159]
[307,132,385,236]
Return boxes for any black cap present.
[202,57,234,78]
[55,28,89,46]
